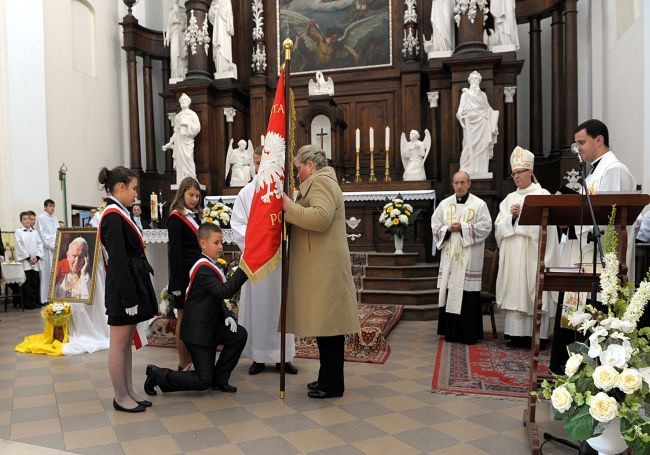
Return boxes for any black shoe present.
[249,362,266,375]
[308,389,343,399]
[137,400,152,407]
[113,399,146,413]
[276,362,298,375]
[144,365,157,396]
[214,383,237,393]
[307,381,320,391]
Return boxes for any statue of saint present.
[308,71,335,97]
[400,129,432,181]
[225,139,255,187]
[456,71,499,179]
[163,0,188,82]
[487,0,520,52]
[208,0,237,79]
[162,93,201,185]
[423,0,454,58]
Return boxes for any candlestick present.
[369,127,374,150]
[368,150,377,183]
[384,146,392,182]
[354,147,362,183]
[150,192,158,221]
[355,128,360,150]
[385,126,390,150]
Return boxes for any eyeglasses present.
[511,169,530,178]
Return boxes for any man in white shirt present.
[36,199,58,305]
[15,211,44,309]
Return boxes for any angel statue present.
[308,71,334,97]
[225,138,255,187]
[400,129,431,181]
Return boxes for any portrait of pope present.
[50,230,99,304]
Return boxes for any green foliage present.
[603,205,618,254]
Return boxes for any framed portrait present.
[277,0,393,75]
[49,228,100,305]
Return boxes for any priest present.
[495,147,555,348]
[432,171,492,344]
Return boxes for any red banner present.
[240,70,286,283]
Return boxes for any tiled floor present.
[0,307,575,454]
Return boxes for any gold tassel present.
[288,88,297,195]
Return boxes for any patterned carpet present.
[432,336,550,399]
[295,303,403,364]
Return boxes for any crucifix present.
[316,128,328,149]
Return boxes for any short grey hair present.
[295,144,327,170]
[68,237,88,254]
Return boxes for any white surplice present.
[495,183,555,338]
[15,227,43,272]
[231,176,295,363]
[432,193,492,314]
[36,211,58,303]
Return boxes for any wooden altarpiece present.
[518,193,650,454]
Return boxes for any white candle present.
[150,193,158,221]
[355,128,360,150]
[369,127,374,150]
[385,126,390,150]
[261,134,265,146]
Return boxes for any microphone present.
[571,142,582,163]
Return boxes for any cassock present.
[550,150,636,372]
[432,193,492,344]
[231,176,295,363]
[495,183,555,340]
[36,211,58,303]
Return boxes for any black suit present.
[0,228,4,278]
[166,212,201,308]
[150,260,248,392]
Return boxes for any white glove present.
[125,305,138,316]
[172,290,181,297]
[224,317,237,333]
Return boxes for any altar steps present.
[358,252,438,321]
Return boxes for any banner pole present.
[280,37,293,400]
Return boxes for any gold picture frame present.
[48,228,100,305]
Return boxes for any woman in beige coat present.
[282,145,360,398]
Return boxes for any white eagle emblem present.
[256,131,285,203]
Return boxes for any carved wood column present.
[551,8,564,151]
[529,17,543,156]
[427,91,439,181]
[161,59,172,173]
[504,86,517,174]
[185,0,211,80]
[126,49,141,170]
[402,0,419,61]
[224,107,236,143]
[564,0,578,146]
[455,4,487,53]
[143,55,156,172]
[251,0,267,75]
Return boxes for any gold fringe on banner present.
[288,88,296,196]
[239,249,281,285]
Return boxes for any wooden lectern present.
[518,193,649,454]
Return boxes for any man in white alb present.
[36,199,58,305]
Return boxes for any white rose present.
[617,368,643,394]
[404,204,413,212]
[564,354,583,377]
[210,210,218,217]
[588,392,618,423]
[383,202,392,209]
[384,219,392,228]
[593,365,619,391]
[610,318,635,334]
[588,340,602,359]
[599,344,630,369]
[391,209,401,217]
[379,213,387,222]
[569,311,592,327]
[550,386,573,413]
[398,215,408,224]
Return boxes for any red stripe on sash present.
[184,258,225,304]
[170,210,199,235]
[98,206,146,252]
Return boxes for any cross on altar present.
[316,128,328,148]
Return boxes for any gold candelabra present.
[368,147,377,183]
[384,147,391,182]
[354,147,362,183]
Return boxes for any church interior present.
[0,0,649,453]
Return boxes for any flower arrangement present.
[538,207,650,452]
[216,257,228,272]
[159,286,171,317]
[203,200,232,228]
[42,302,72,327]
[378,194,417,239]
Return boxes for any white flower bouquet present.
[203,200,232,228]
[538,207,650,452]
[378,194,418,239]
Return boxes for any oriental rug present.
[295,303,403,365]
[431,336,550,399]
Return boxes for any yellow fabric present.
[15,321,69,356]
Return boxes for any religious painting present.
[49,228,100,305]
[277,0,392,74]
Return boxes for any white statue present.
[457,71,499,179]
[163,0,188,83]
[208,0,237,79]
[308,71,334,97]
[423,0,455,59]
[487,0,520,52]
[225,138,255,187]
[162,93,201,185]
[400,129,432,181]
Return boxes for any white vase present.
[586,418,628,455]
[393,235,404,254]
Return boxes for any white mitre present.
[510,146,534,170]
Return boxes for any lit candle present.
[369,127,374,150]
[385,126,390,150]
[150,192,158,221]
[355,128,360,150]
[261,134,265,146]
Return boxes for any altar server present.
[231,146,297,375]
[36,199,58,305]
[432,171,492,345]
[15,211,43,309]
[98,166,158,413]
